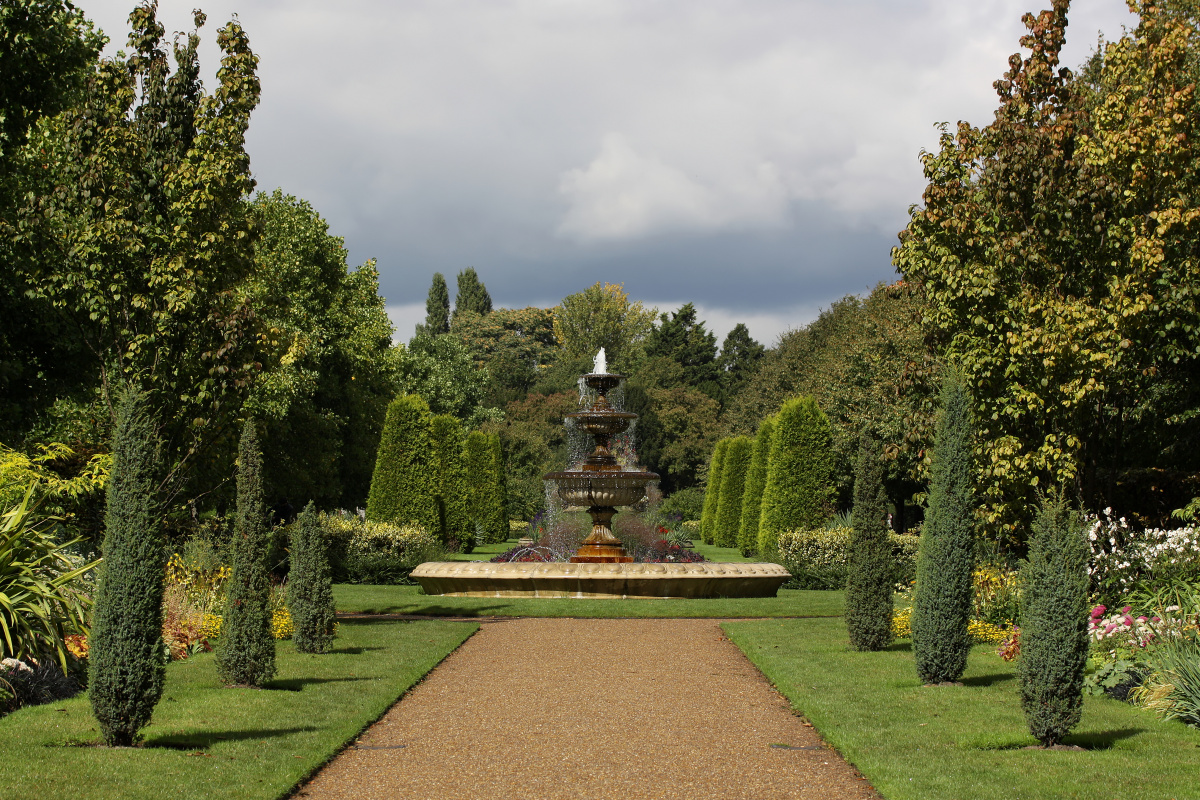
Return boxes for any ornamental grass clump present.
[288,503,335,654]
[912,370,976,684]
[1020,493,1090,747]
[216,420,276,688]
[845,434,893,651]
[89,389,166,747]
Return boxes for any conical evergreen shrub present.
[429,414,469,545]
[737,417,774,556]
[486,433,508,543]
[714,436,752,548]
[845,433,893,651]
[758,396,833,557]
[216,420,276,687]
[89,388,166,747]
[1020,493,1090,747]
[288,502,335,654]
[366,394,436,533]
[699,438,730,545]
[464,430,492,549]
[912,370,976,683]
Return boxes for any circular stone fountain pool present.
[411,350,791,599]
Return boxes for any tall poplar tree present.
[217,419,275,687]
[453,268,493,322]
[89,388,165,747]
[912,371,976,684]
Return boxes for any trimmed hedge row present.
[776,527,919,590]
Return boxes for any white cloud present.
[385,303,425,345]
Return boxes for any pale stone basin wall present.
[410,561,791,599]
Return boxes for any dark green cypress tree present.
[845,433,894,651]
[463,430,492,549]
[1020,492,1090,747]
[288,502,335,654]
[89,388,165,747]
[487,433,509,543]
[758,396,834,557]
[425,272,450,335]
[365,394,436,533]
[217,419,276,687]
[429,414,469,545]
[699,438,730,545]
[912,370,976,683]
[738,417,774,557]
[453,267,493,322]
[714,436,752,547]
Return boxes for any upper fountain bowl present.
[582,373,624,395]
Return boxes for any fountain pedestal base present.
[570,543,634,563]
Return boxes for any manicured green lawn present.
[335,583,844,618]
[0,619,477,800]
[442,540,518,561]
[724,617,1200,800]
[689,541,756,562]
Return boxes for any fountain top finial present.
[594,347,607,375]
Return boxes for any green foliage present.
[428,415,468,545]
[892,2,1200,539]
[89,389,166,746]
[483,391,576,520]
[628,381,720,493]
[912,370,977,684]
[713,436,752,547]
[776,527,920,590]
[452,267,493,322]
[453,306,558,406]
[658,487,705,523]
[0,485,96,671]
[288,503,334,654]
[552,282,656,372]
[1020,493,1090,747]
[423,272,450,336]
[319,512,439,584]
[699,439,729,546]
[487,433,509,543]
[216,420,276,688]
[10,6,262,488]
[645,303,720,399]
[738,417,774,556]
[845,434,893,651]
[717,323,765,404]
[758,396,834,556]
[398,334,491,425]
[246,190,402,509]
[463,431,495,548]
[725,284,936,525]
[366,395,436,534]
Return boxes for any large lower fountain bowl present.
[411,561,792,599]
[546,470,659,508]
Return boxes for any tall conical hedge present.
[288,502,335,654]
[699,438,730,545]
[487,433,509,543]
[714,436,753,548]
[758,396,834,556]
[464,430,504,548]
[217,420,276,687]
[845,433,894,651]
[912,370,976,683]
[429,414,469,545]
[366,394,436,533]
[738,417,774,556]
[89,388,166,747]
[1020,493,1090,747]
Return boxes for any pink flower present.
[1091,605,1107,617]
[1136,616,1147,623]
[1104,623,1118,635]
[1123,616,1134,627]
[1121,606,1132,615]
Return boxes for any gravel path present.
[295,618,877,800]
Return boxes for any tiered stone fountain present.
[411,351,789,598]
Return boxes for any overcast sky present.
[80,0,1135,346]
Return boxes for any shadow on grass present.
[961,672,1016,687]
[264,676,370,692]
[329,645,385,654]
[883,641,912,652]
[969,727,1145,751]
[144,725,320,750]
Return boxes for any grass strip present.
[723,617,1200,800]
[0,618,477,800]
[334,584,844,618]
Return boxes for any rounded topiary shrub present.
[429,414,469,545]
[737,416,774,557]
[758,396,834,557]
[714,436,753,548]
[288,502,335,654]
[366,394,436,532]
[699,438,730,546]
[845,433,894,651]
